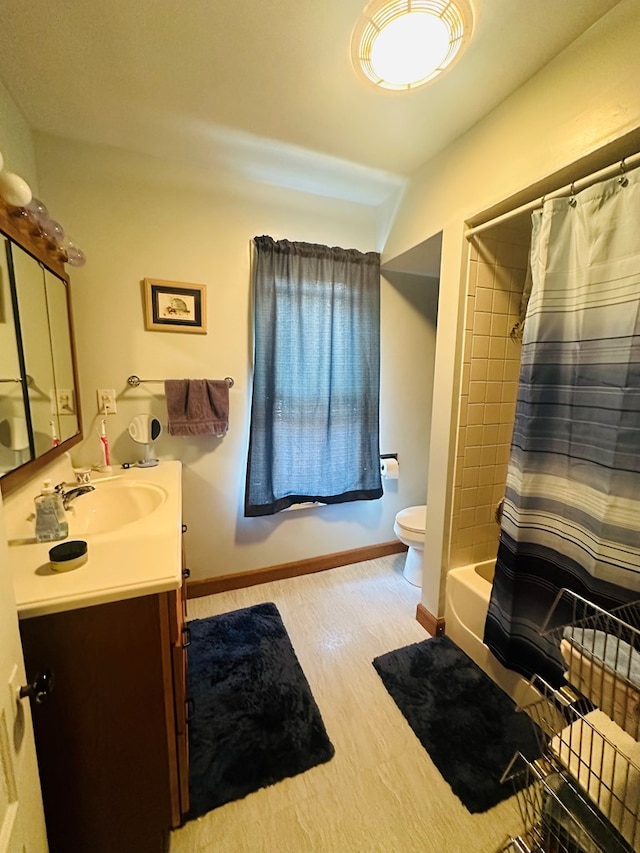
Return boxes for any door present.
[0,495,48,852]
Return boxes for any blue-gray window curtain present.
[244,235,383,517]
[484,165,640,686]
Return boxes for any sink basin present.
[68,479,167,535]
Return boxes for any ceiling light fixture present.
[352,0,474,92]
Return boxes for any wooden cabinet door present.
[20,595,173,853]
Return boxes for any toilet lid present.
[396,505,427,533]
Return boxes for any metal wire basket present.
[500,752,634,853]
[533,591,640,851]
[540,591,640,741]
[500,589,640,853]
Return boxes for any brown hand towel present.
[165,379,229,437]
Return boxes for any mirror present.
[0,235,30,474]
[0,207,82,494]
[128,414,162,467]
[12,244,58,456]
[44,269,79,444]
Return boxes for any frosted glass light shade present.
[352,0,473,91]
[0,171,32,207]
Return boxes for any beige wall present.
[0,80,38,191]
[382,0,640,616]
[23,134,436,580]
[380,269,438,508]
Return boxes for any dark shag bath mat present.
[373,635,541,813]
[186,602,334,820]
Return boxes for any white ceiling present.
[0,0,621,206]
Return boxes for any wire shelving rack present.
[498,591,640,853]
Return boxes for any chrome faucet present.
[54,482,95,510]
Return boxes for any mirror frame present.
[0,203,83,495]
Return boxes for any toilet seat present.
[395,505,426,535]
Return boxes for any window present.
[244,236,383,516]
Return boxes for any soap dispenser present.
[35,480,69,543]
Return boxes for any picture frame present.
[143,278,207,334]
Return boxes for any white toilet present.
[394,505,427,587]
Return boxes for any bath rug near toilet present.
[186,602,334,820]
[372,635,542,813]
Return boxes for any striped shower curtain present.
[484,164,640,686]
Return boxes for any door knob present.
[20,669,55,704]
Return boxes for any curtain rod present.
[465,151,640,239]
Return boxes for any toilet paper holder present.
[380,453,399,480]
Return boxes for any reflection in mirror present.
[44,269,79,444]
[0,236,31,475]
[11,244,56,457]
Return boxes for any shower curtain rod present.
[465,151,640,238]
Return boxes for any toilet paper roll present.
[380,457,399,480]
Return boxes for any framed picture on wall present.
[143,278,207,334]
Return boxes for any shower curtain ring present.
[619,158,629,187]
[569,182,577,207]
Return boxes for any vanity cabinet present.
[19,581,189,853]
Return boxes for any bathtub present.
[445,560,539,707]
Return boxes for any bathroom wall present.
[18,133,437,581]
[380,269,438,503]
[382,0,640,617]
[449,221,529,568]
[0,80,39,191]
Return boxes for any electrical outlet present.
[97,388,117,414]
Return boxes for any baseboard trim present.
[186,540,407,599]
[416,603,446,637]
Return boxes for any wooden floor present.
[170,554,522,852]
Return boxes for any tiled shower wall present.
[449,220,531,568]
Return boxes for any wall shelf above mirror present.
[0,204,82,495]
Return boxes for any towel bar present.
[0,375,33,385]
[127,375,234,388]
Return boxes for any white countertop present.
[6,461,183,619]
